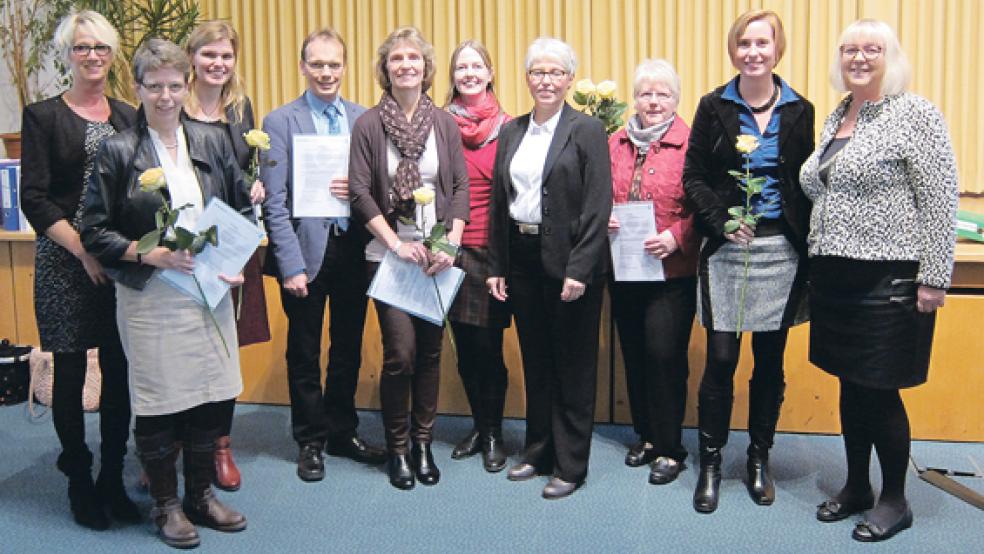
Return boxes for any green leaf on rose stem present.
[173,226,196,250]
[611,104,628,117]
[747,183,762,195]
[398,216,416,227]
[428,222,446,242]
[433,241,457,256]
[723,220,741,234]
[743,215,758,226]
[203,225,219,247]
[572,91,589,106]
[747,176,767,186]
[163,238,178,251]
[136,229,161,254]
[728,206,745,218]
[165,210,179,228]
[155,209,163,228]
[727,170,744,179]
[190,234,207,253]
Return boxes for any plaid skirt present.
[448,246,510,329]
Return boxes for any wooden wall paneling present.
[0,243,17,342]
[11,242,38,346]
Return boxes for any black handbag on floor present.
[0,339,32,405]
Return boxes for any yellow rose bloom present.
[735,134,759,154]
[138,167,166,192]
[412,187,436,206]
[596,80,617,99]
[574,79,596,96]
[243,129,272,150]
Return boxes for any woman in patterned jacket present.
[801,19,958,543]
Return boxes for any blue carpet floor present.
[1,403,981,553]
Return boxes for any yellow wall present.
[201,0,984,193]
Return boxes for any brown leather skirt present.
[808,256,936,390]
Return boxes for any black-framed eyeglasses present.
[72,44,112,57]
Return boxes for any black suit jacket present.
[80,115,248,290]
[683,79,815,256]
[488,103,612,285]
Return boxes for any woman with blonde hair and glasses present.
[184,18,270,493]
[20,9,138,531]
[801,19,957,542]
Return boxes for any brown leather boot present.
[136,430,199,549]
[213,436,241,492]
[182,430,246,532]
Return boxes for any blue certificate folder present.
[159,198,265,309]
[367,251,465,326]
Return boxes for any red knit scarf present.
[448,92,506,149]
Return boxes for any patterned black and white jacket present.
[800,93,958,288]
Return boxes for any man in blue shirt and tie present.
[261,27,384,482]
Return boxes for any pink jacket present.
[609,115,697,279]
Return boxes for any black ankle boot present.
[387,453,415,490]
[481,428,507,473]
[746,444,775,505]
[451,429,481,459]
[693,447,722,514]
[68,474,110,530]
[95,472,141,524]
[411,442,440,485]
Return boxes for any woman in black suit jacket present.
[487,36,612,500]
[683,10,814,514]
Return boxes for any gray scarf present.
[626,114,674,154]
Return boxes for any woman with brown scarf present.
[443,40,512,473]
[349,26,469,490]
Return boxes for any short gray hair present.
[53,9,120,65]
[132,38,191,85]
[633,59,681,100]
[524,37,577,75]
[829,19,911,96]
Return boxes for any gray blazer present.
[260,94,366,281]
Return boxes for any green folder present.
[956,210,984,242]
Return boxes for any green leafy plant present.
[0,0,74,115]
[571,78,628,135]
[136,167,230,356]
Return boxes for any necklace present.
[748,84,779,114]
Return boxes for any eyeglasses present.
[305,61,344,73]
[636,91,675,102]
[528,69,568,82]
[840,44,883,60]
[140,82,187,95]
[72,43,111,57]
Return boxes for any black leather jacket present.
[80,115,248,290]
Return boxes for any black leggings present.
[839,379,910,504]
[134,399,235,442]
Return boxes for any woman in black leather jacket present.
[80,39,248,549]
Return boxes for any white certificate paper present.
[367,251,466,326]
[291,134,350,218]
[609,201,665,282]
[160,198,265,309]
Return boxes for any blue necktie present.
[324,104,348,232]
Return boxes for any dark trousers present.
[508,231,604,484]
[610,277,696,462]
[450,321,507,433]
[280,230,368,446]
[133,400,232,441]
[697,329,788,453]
[52,335,130,480]
[369,262,444,453]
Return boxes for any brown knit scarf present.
[379,91,436,218]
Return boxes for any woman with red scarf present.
[443,40,512,473]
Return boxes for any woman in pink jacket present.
[608,59,698,486]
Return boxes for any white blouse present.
[508,109,563,224]
[148,126,203,233]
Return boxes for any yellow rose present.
[243,129,271,150]
[596,80,617,99]
[735,134,759,154]
[574,79,596,96]
[138,167,166,192]
[412,187,436,206]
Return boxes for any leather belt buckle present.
[516,223,540,235]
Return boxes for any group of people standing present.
[20,6,956,550]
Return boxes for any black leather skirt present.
[809,256,937,390]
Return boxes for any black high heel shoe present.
[852,505,913,542]
[411,442,440,485]
[387,453,415,490]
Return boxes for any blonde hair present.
[829,19,911,96]
[185,20,247,123]
[375,26,436,93]
[53,9,120,66]
[444,39,498,106]
[727,10,787,67]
